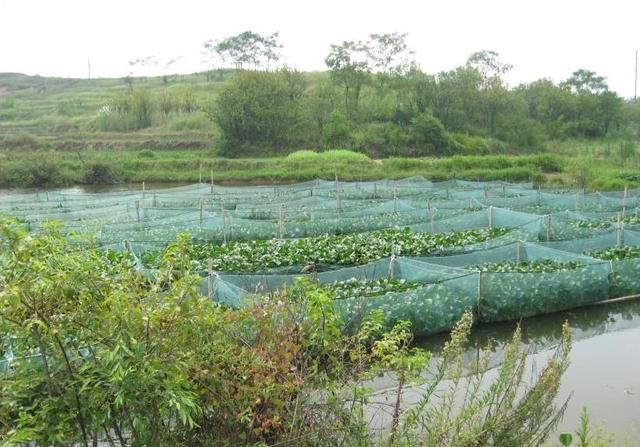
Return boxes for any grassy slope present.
[0,72,638,190]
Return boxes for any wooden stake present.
[278,206,284,239]
[135,200,140,222]
[623,186,628,219]
[210,168,214,194]
[199,200,203,225]
[488,206,493,229]
[221,202,227,244]
[617,212,623,247]
[207,259,213,300]
[199,162,202,183]
[477,271,483,321]
[142,181,146,200]
[546,214,552,241]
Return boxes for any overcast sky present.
[1,0,639,97]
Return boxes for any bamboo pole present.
[546,214,552,241]
[221,202,227,244]
[477,271,483,321]
[207,259,213,300]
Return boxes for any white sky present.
[1,0,639,98]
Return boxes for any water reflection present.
[374,300,640,441]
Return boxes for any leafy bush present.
[321,110,352,148]
[496,115,547,150]
[351,122,410,157]
[409,110,452,155]
[17,155,66,187]
[83,162,120,184]
[215,69,306,152]
[449,132,491,154]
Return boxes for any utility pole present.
[88,56,91,80]
[635,49,638,101]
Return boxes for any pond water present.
[366,299,640,443]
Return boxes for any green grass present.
[0,149,566,187]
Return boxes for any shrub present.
[409,110,452,155]
[351,122,409,157]
[83,162,120,184]
[449,132,491,154]
[17,155,66,187]
[321,110,352,149]
[496,115,547,150]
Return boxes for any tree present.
[466,50,513,89]
[214,69,306,151]
[208,31,282,70]
[366,32,414,75]
[466,51,513,133]
[325,41,371,118]
[410,110,451,154]
[562,69,608,94]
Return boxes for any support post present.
[278,206,284,239]
[207,259,213,300]
[221,202,227,244]
[477,271,483,321]
[546,214,552,242]
[388,254,396,279]
[210,168,214,194]
[199,162,202,183]
[623,186,628,219]
[488,206,493,229]
[617,212,624,247]
[135,200,140,222]
[142,181,146,200]
[199,200,203,225]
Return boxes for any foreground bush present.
[0,220,572,446]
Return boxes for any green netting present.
[4,178,640,337]
[541,229,640,298]
[422,242,610,323]
[199,257,478,335]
